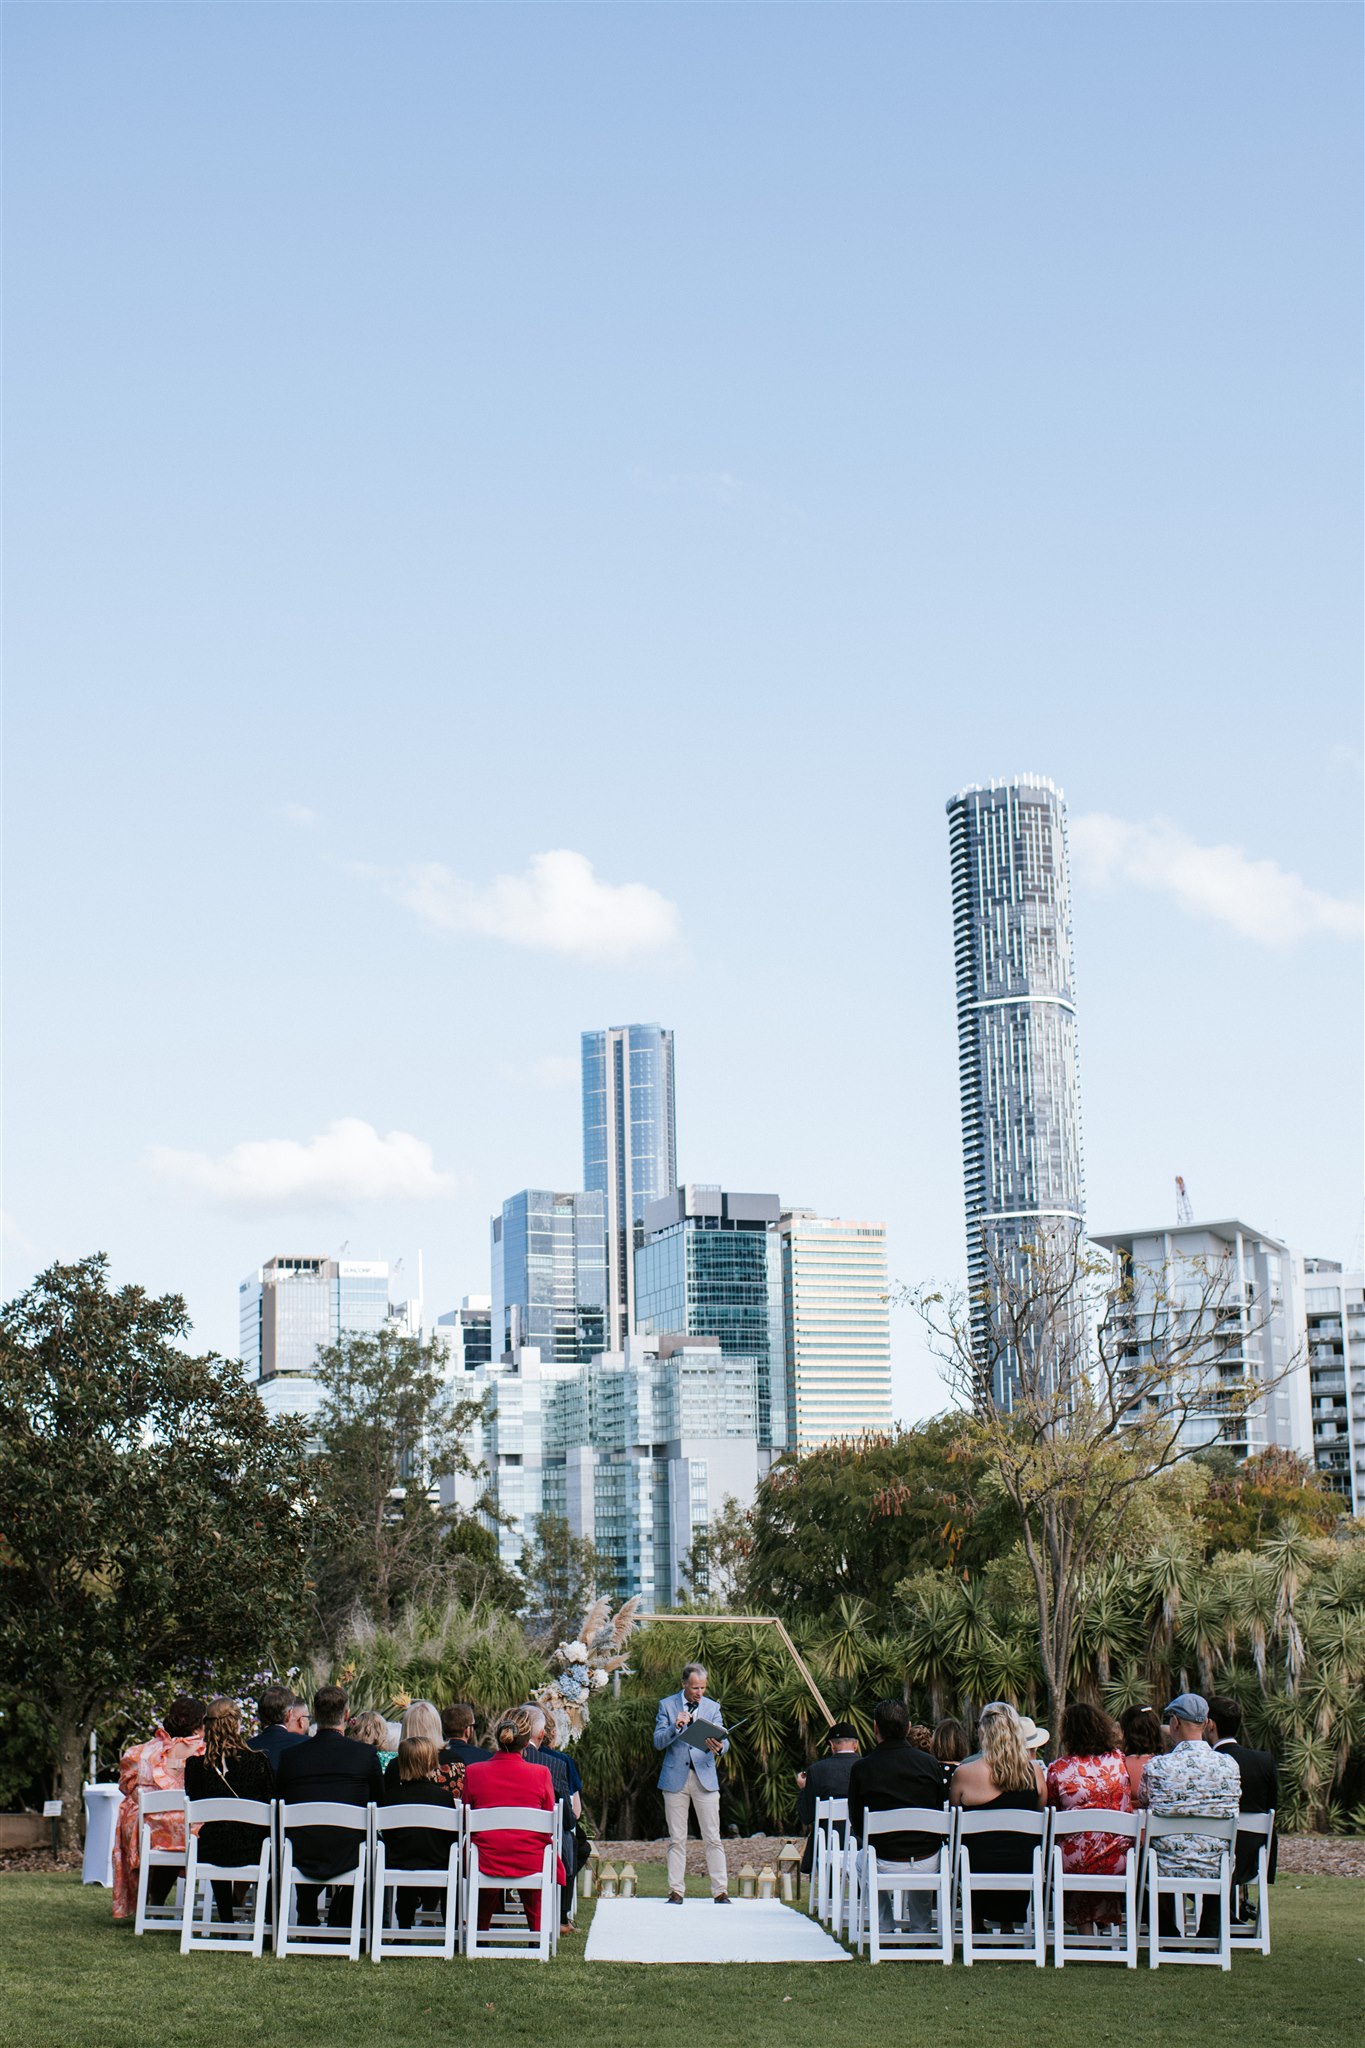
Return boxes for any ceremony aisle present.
[584,1897,851,1965]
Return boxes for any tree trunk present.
[54,1714,87,1857]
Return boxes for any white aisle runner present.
[584,1898,851,1965]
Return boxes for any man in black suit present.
[1207,1694,1279,1915]
[275,1685,382,1927]
[440,1701,492,1768]
[249,1685,309,1769]
[847,1700,949,1935]
[796,1722,861,1877]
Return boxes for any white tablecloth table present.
[82,1783,121,1887]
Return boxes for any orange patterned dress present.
[111,1728,205,1920]
[1045,1751,1134,1926]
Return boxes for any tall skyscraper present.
[779,1211,892,1453]
[946,776,1086,1399]
[634,1185,786,1450]
[1298,1258,1364,1514]
[239,1255,398,1420]
[582,1024,677,1350]
[490,1188,608,1364]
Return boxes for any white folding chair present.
[855,1807,955,1964]
[1230,1811,1274,1955]
[463,1808,557,1961]
[810,1797,848,1925]
[133,1789,188,1936]
[1049,1810,1141,1968]
[179,1798,273,1957]
[1140,1813,1235,1970]
[371,1805,463,1961]
[277,1801,368,1960]
[957,1808,1047,1967]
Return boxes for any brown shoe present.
[714,1892,732,1904]
[667,1891,685,1904]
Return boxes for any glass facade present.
[582,1025,677,1350]
[946,777,1086,1402]
[491,1188,608,1364]
[239,1255,395,1421]
[780,1214,892,1452]
[634,1193,785,1448]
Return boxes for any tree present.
[913,1226,1289,1727]
[677,1493,753,1608]
[0,1256,315,1849]
[518,1514,610,1647]
[310,1327,508,1637]
[1194,1447,1342,1555]
[741,1419,1013,1622]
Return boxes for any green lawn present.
[1,1869,1359,2048]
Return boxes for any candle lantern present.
[737,1863,758,1899]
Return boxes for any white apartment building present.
[1299,1258,1365,1514]
[779,1211,893,1452]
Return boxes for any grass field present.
[2,1867,1359,2048]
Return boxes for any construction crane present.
[1175,1176,1194,1225]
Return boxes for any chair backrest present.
[956,1807,1046,1839]
[279,1800,369,1832]
[1050,1809,1141,1840]
[185,1798,272,1829]
[1145,1813,1237,1844]
[466,1806,555,1835]
[138,1789,185,1818]
[814,1797,849,1823]
[1236,1810,1274,1839]
[863,1806,952,1841]
[375,1805,463,1835]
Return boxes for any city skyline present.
[5,5,1360,1428]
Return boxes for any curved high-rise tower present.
[946,776,1086,1400]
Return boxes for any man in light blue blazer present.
[654,1662,731,1902]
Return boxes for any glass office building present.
[491,1188,608,1364]
[239,1255,394,1420]
[946,776,1086,1401]
[779,1212,892,1452]
[634,1185,786,1449]
[582,1024,677,1350]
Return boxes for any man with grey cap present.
[1136,1692,1240,1935]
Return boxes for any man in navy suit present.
[248,1685,309,1768]
[275,1686,382,1927]
[653,1663,730,1904]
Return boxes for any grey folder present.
[675,1717,733,1751]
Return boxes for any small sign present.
[43,1800,63,1817]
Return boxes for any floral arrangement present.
[534,1596,640,1745]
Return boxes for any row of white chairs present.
[808,1798,1274,1970]
[133,1789,563,1962]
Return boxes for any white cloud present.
[280,803,318,828]
[148,1118,454,1209]
[1071,813,1363,948]
[376,849,680,963]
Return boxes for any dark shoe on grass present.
[667,1891,685,1905]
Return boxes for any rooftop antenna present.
[1175,1176,1194,1226]
[338,1240,350,1256]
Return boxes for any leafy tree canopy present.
[0,1256,315,1844]
[1194,1447,1343,1555]
[519,1513,611,1647]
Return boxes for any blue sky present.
[5,2,1361,1421]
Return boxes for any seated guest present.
[950,1702,1046,1932]
[275,1685,382,1928]
[908,1723,935,1753]
[521,1703,580,1934]
[111,1695,206,1922]
[442,1701,492,1767]
[346,1709,394,1769]
[183,1699,274,1922]
[463,1709,566,1933]
[1045,1703,1134,1932]
[847,1700,949,1936]
[1119,1705,1165,1799]
[1137,1692,1241,1939]
[378,1735,459,1928]
[796,1721,861,1877]
[931,1718,971,1780]
[1206,1694,1278,1916]
[396,1701,462,1793]
[248,1685,309,1767]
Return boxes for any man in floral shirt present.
[1137,1692,1240,1936]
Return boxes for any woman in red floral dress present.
[111,1696,206,1921]
[1045,1702,1134,1931]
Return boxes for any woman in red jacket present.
[462,1708,566,1932]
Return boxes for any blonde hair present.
[397,1736,440,1783]
[978,1703,1037,1794]
[348,1711,389,1747]
[493,1708,538,1753]
[202,1698,246,1773]
[400,1700,443,1747]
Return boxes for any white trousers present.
[877,1853,939,1932]
[663,1777,728,1896]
